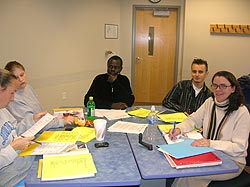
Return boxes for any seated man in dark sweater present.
[84,55,135,109]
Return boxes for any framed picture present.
[105,24,118,39]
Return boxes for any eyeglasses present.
[211,84,231,90]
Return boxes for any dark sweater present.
[84,73,135,109]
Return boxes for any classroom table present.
[25,129,141,187]
[25,106,240,187]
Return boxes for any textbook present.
[41,151,97,181]
[164,152,222,169]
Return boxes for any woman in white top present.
[5,61,74,127]
[169,71,250,187]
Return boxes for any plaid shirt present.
[162,80,211,114]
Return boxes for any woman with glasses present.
[169,71,250,187]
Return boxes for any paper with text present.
[41,152,96,181]
[35,131,80,143]
[22,113,55,137]
[108,121,148,134]
[72,127,95,143]
[95,109,130,120]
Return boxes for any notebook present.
[164,152,222,169]
[157,139,215,159]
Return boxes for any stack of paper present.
[40,151,97,181]
[19,131,81,156]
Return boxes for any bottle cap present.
[89,96,93,100]
[151,105,155,111]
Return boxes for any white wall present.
[182,0,250,86]
[0,0,121,111]
[0,0,249,112]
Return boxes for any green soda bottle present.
[87,96,96,121]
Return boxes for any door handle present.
[136,57,143,63]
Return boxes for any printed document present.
[108,121,148,134]
[95,109,130,120]
[22,113,55,137]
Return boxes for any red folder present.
[164,152,222,169]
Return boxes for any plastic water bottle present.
[148,105,157,125]
[146,105,157,141]
[87,96,95,121]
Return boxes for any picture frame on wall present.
[105,24,118,39]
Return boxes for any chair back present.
[246,133,250,166]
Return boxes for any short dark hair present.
[211,71,245,113]
[107,55,123,67]
[192,58,208,72]
[0,69,16,91]
[5,61,25,73]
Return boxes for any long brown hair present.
[211,71,245,113]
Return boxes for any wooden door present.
[134,8,177,104]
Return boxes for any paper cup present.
[94,119,107,141]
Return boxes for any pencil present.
[21,135,42,145]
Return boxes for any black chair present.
[208,133,250,187]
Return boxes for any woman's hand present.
[33,111,47,122]
[191,138,210,147]
[63,115,75,125]
[168,127,181,140]
[10,136,34,151]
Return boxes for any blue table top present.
[24,105,240,186]
[25,130,141,187]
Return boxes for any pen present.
[21,135,42,145]
[172,121,176,134]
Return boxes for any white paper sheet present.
[22,113,55,137]
[108,121,148,134]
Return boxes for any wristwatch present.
[149,0,161,3]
